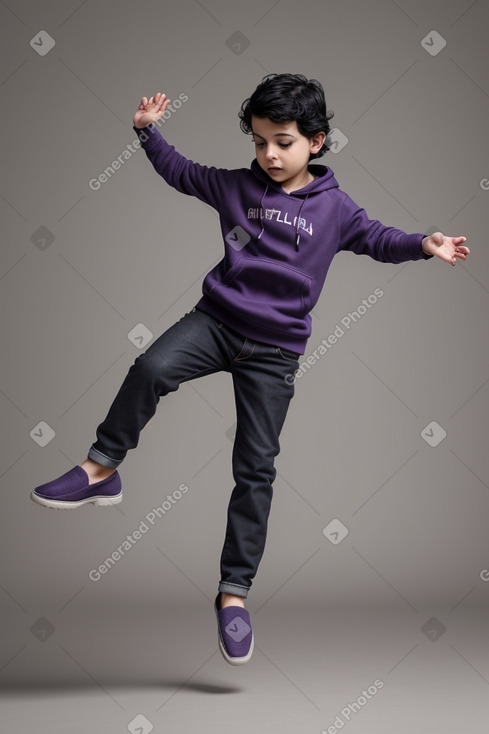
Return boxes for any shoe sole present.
[215,605,254,666]
[30,491,123,509]
[218,633,254,666]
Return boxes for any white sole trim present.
[30,491,122,509]
[218,633,254,666]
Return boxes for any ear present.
[309,131,326,154]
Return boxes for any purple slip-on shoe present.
[215,593,254,666]
[31,466,122,509]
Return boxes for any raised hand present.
[421,232,470,266]
[133,92,171,129]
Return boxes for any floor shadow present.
[0,677,243,696]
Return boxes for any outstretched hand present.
[422,232,470,266]
[133,92,171,129]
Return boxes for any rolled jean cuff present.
[218,582,249,599]
[87,445,123,469]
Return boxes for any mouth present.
[267,167,282,174]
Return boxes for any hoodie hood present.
[250,158,340,195]
[250,159,340,249]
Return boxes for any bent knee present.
[130,352,177,390]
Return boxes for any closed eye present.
[253,141,292,149]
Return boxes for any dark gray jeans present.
[88,307,299,598]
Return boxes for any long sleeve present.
[337,192,433,263]
[133,123,237,210]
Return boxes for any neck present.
[282,170,314,194]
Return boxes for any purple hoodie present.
[134,123,432,353]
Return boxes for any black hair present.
[239,73,334,159]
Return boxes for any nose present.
[265,146,277,161]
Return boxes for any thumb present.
[430,231,445,245]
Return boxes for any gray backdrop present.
[1,1,488,732]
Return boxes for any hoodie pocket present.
[207,257,313,333]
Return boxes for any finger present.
[155,98,171,114]
[451,249,468,264]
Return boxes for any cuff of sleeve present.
[399,233,432,261]
[133,123,161,149]
[421,235,434,259]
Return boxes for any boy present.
[31,74,469,666]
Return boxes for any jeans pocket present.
[234,338,256,361]
[275,346,300,362]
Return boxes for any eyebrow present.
[252,132,296,140]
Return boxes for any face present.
[251,116,325,193]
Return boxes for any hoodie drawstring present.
[295,193,309,251]
[256,185,269,241]
[257,186,309,251]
